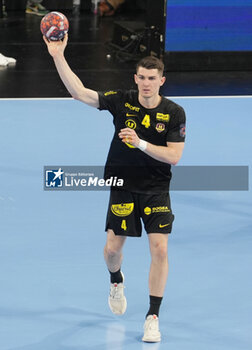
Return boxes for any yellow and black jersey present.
[98,89,186,194]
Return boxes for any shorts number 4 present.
[121,220,127,231]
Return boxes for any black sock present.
[109,269,123,284]
[146,295,163,318]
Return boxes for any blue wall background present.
[165,0,252,51]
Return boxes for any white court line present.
[0,96,252,101]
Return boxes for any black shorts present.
[105,189,174,237]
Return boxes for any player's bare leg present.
[148,233,169,297]
[104,229,127,315]
[142,233,169,342]
[104,229,126,272]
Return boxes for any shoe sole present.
[142,335,161,342]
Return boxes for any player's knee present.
[104,243,121,259]
[151,242,168,261]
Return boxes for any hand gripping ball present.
[40,11,69,41]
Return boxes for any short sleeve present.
[98,90,123,115]
[166,106,186,142]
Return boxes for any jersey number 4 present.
[141,114,150,129]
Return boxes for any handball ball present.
[40,12,69,41]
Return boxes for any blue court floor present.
[0,97,251,350]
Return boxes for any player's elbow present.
[72,93,81,101]
[170,159,178,166]
[169,154,181,166]
[163,153,180,165]
[166,143,184,166]
[71,86,87,101]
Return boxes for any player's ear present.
[160,76,166,86]
[134,74,138,85]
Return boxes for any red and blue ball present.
[40,12,69,41]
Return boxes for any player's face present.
[134,67,165,99]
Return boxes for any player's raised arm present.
[43,34,99,108]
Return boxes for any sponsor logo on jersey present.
[125,102,140,112]
[156,123,165,133]
[144,207,152,215]
[144,206,170,215]
[111,203,134,217]
[180,123,186,137]
[104,91,118,96]
[156,113,170,122]
[126,113,137,117]
[125,119,137,129]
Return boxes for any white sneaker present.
[26,4,49,16]
[142,315,161,342]
[108,272,127,315]
[0,53,16,66]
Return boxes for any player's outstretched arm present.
[43,34,99,108]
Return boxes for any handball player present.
[43,34,186,343]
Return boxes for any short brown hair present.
[136,56,164,76]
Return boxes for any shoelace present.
[110,283,123,299]
[147,318,159,331]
